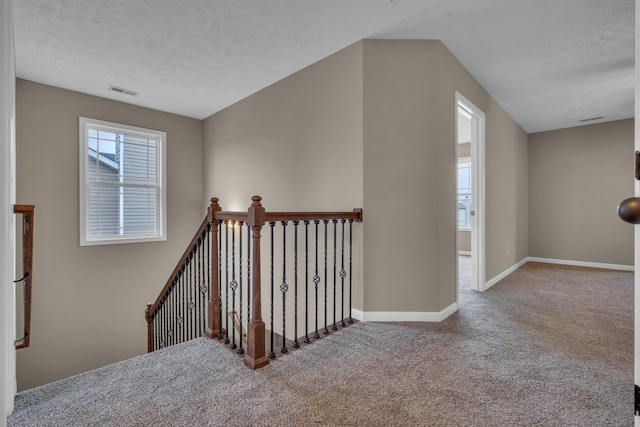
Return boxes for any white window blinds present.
[80,117,166,246]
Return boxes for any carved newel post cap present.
[251,195,262,206]
[210,197,219,205]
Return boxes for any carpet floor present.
[7,259,633,426]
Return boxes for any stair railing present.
[145,215,212,352]
[146,195,363,371]
[14,204,35,349]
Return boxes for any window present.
[457,157,472,229]
[79,117,166,246]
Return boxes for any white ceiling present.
[14,0,634,134]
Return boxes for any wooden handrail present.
[264,209,363,223]
[146,215,210,352]
[146,215,209,318]
[14,204,35,350]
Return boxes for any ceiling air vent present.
[108,86,139,96]
[578,116,603,123]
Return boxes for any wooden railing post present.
[205,197,222,339]
[145,303,153,352]
[244,195,269,369]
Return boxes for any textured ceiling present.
[14,0,634,133]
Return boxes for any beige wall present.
[363,40,528,311]
[204,40,528,315]
[15,80,203,390]
[529,119,634,265]
[362,40,442,311]
[202,43,365,307]
[436,42,529,285]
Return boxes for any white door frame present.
[633,1,639,425]
[455,92,486,293]
[0,0,16,421]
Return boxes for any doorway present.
[455,93,485,297]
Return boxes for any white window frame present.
[79,117,167,246]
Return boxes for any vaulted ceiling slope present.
[14,0,634,133]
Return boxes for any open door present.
[456,92,485,295]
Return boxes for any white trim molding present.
[0,0,16,419]
[484,257,529,291]
[527,257,634,272]
[351,302,458,322]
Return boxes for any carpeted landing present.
[8,260,633,426]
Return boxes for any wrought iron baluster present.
[292,220,300,348]
[230,222,237,349]
[197,236,203,337]
[154,307,159,351]
[169,279,175,347]
[323,219,329,335]
[313,220,320,339]
[158,302,161,350]
[206,223,211,327]
[280,221,289,354]
[224,221,230,344]
[349,219,354,323]
[303,220,310,343]
[180,266,185,344]
[160,297,165,349]
[246,222,251,332]
[332,219,338,331]
[190,250,195,340]
[340,219,346,327]
[185,254,193,341]
[238,221,244,355]
[218,220,224,340]
[269,221,276,359]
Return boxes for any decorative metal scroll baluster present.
[322,219,329,335]
[237,221,244,355]
[162,295,166,348]
[206,224,210,330]
[197,236,203,337]
[332,219,338,331]
[169,279,174,346]
[340,219,346,327]
[269,221,276,359]
[313,220,320,339]
[349,219,354,323]
[229,222,238,350]
[246,222,251,334]
[292,220,300,348]
[190,250,195,339]
[303,220,310,344]
[224,221,230,344]
[280,221,289,354]
[186,261,191,339]
[179,267,184,343]
[218,220,224,340]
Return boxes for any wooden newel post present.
[145,303,153,352]
[205,197,222,339]
[244,195,269,369]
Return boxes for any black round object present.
[617,197,640,224]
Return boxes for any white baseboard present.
[527,257,634,272]
[351,302,458,322]
[484,257,529,291]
